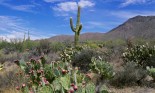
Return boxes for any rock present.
[144,75,154,82]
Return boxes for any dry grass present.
[0,62,20,93]
[109,86,155,93]
[1,88,21,93]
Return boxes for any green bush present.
[36,39,51,54]
[110,62,147,87]
[122,44,155,68]
[90,57,115,80]
[147,67,155,81]
[72,49,99,72]
[50,42,65,53]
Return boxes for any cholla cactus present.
[70,6,82,47]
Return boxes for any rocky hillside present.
[103,16,155,40]
[49,16,155,42]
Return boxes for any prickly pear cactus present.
[0,64,3,71]
[122,44,155,68]
[60,47,75,63]
[60,75,71,90]
[85,82,95,93]
[90,57,115,79]
[75,86,85,93]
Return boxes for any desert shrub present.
[20,51,32,62]
[72,49,100,72]
[122,44,155,68]
[0,50,19,63]
[45,53,60,63]
[37,39,51,54]
[0,39,37,53]
[110,62,147,87]
[147,67,155,81]
[22,40,39,51]
[0,66,26,91]
[90,57,115,80]
[104,39,126,49]
[50,42,65,53]
[85,41,100,49]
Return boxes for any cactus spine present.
[70,6,82,47]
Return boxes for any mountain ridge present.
[48,15,155,42]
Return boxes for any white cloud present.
[85,21,104,29]
[78,0,95,8]
[53,0,95,12]
[0,16,47,41]
[121,0,147,7]
[87,21,104,26]
[110,10,155,19]
[53,2,77,12]
[10,5,35,12]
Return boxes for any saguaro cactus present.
[70,6,82,47]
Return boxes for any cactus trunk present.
[75,32,79,47]
[70,6,82,47]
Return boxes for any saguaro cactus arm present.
[70,17,76,32]
[78,24,82,32]
[76,6,81,27]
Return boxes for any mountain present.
[49,16,155,42]
[103,16,155,40]
[49,32,105,42]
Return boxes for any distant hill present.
[49,16,155,42]
[49,32,105,42]
[103,16,155,40]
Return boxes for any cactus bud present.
[16,86,20,90]
[73,85,78,91]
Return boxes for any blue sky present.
[0,0,155,40]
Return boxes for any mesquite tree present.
[70,6,82,47]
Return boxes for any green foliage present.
[70,6,82,47]
[14,55,98,93]
[0,63,3,71]
[50,42,65,52]
[37,39,51,54]
[110,62,147,87]
[90,57,115,79]
[85,82,95,93]
[85,41,100,49]
[122,44,155,68]
[0,38,38,53]
[98,85,109,93]
[72,49,99,72]
[147,67,155,81]
[60,47,76,63]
